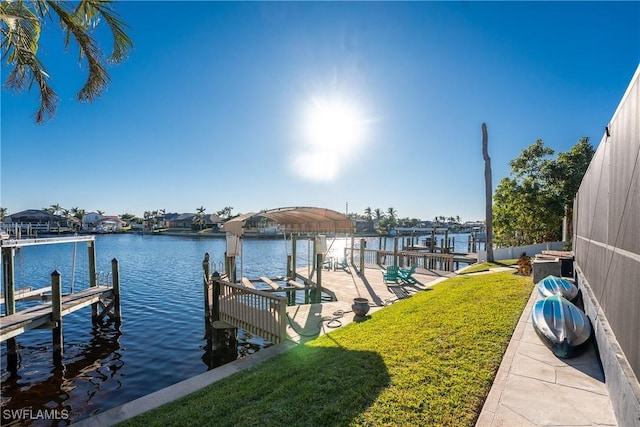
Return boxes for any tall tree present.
[493,138,594,247]
[194,205,206,230]
[0,207,7,221]
[1,0,133,123]
[482,123,494,262]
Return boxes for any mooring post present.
[51,270,63,364]
[111,258,121,322]
[359,239,366,276]
[291,235,297,279]
[212,271,220,321]
[315,253,323,303]
[203,253,210,320]
[393,237,399,267]
[88,239,98,322]
[350,236,355,265]
[3,247,19,373]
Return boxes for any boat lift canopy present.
[222,207,354,237]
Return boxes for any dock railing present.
[346,248,455,272]
[208,276,288,344]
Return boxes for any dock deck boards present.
[259,277,281,290]
[241,277,255,289]
[285,266,454,343]
[0,286,113,342]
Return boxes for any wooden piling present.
[3,247,19,372]
[88,239,98,322]
[291,235,297,279]
[393,237,399,267]
[359,238,366,275]
[203,253,210,319]
[51,270,63,364]
[212,272,221,321]
[111,258,121,322]
[315,253,323,303]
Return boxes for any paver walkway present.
[476,288,617,426]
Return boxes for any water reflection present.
[1,321,123,426]
[200,315,273,370]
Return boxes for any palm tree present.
[364,207,373,231]
[216,206,233,219]
[0,207,7,221]
[49,203,61,215]
[194,206,206,230]
[386,207,397,220]
[71,207,85,225]
[1,0,133,123]
[373,208,384,220]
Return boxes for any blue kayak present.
[531,295,592,359]
[537,275,579,301]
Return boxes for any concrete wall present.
[573,64,640,425]
[477,241,566,262]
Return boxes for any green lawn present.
[120,271,532,427]
[458,259,519,274]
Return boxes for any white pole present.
[70,241,77,293]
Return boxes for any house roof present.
[5,209,60,221]
[223,207,354,236]
[172,213,222,223]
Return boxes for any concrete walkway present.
[285,264,452,343]
[476,287,617,426]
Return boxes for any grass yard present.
[458,259,518,274]
[120,271,532,427]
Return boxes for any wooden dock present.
[1,286,114,342]
[1,236,120,369]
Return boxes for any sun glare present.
[292,95,369,182]
[305,99,366,152]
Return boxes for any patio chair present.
[399,264,418,284]
[382,265,400,284]
[334,258,349,271]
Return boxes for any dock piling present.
[111,258,121,322]
[3,247,19,373]
[359,239,366,275]
[203,253,211,320]
[51,270,63,364]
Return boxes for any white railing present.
[346,248,455,271]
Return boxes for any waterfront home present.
[2,209,73,234]
[82,212,126,232]
[167,213,223,230]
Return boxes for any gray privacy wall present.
[573,64,640,423]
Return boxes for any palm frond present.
[1,0,59,123]
[76,0,133,63]
[46,0,108,102]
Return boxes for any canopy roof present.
[223,207,354,236]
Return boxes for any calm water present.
[1,233,472,425]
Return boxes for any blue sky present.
[2,1,639,222]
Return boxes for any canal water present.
[1,233,472,425]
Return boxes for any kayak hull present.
[531,295,592,359]
[537,275,579,301]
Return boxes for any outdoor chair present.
[399,264,418,284]
[382,265,400,284]
[334,258,349,271]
